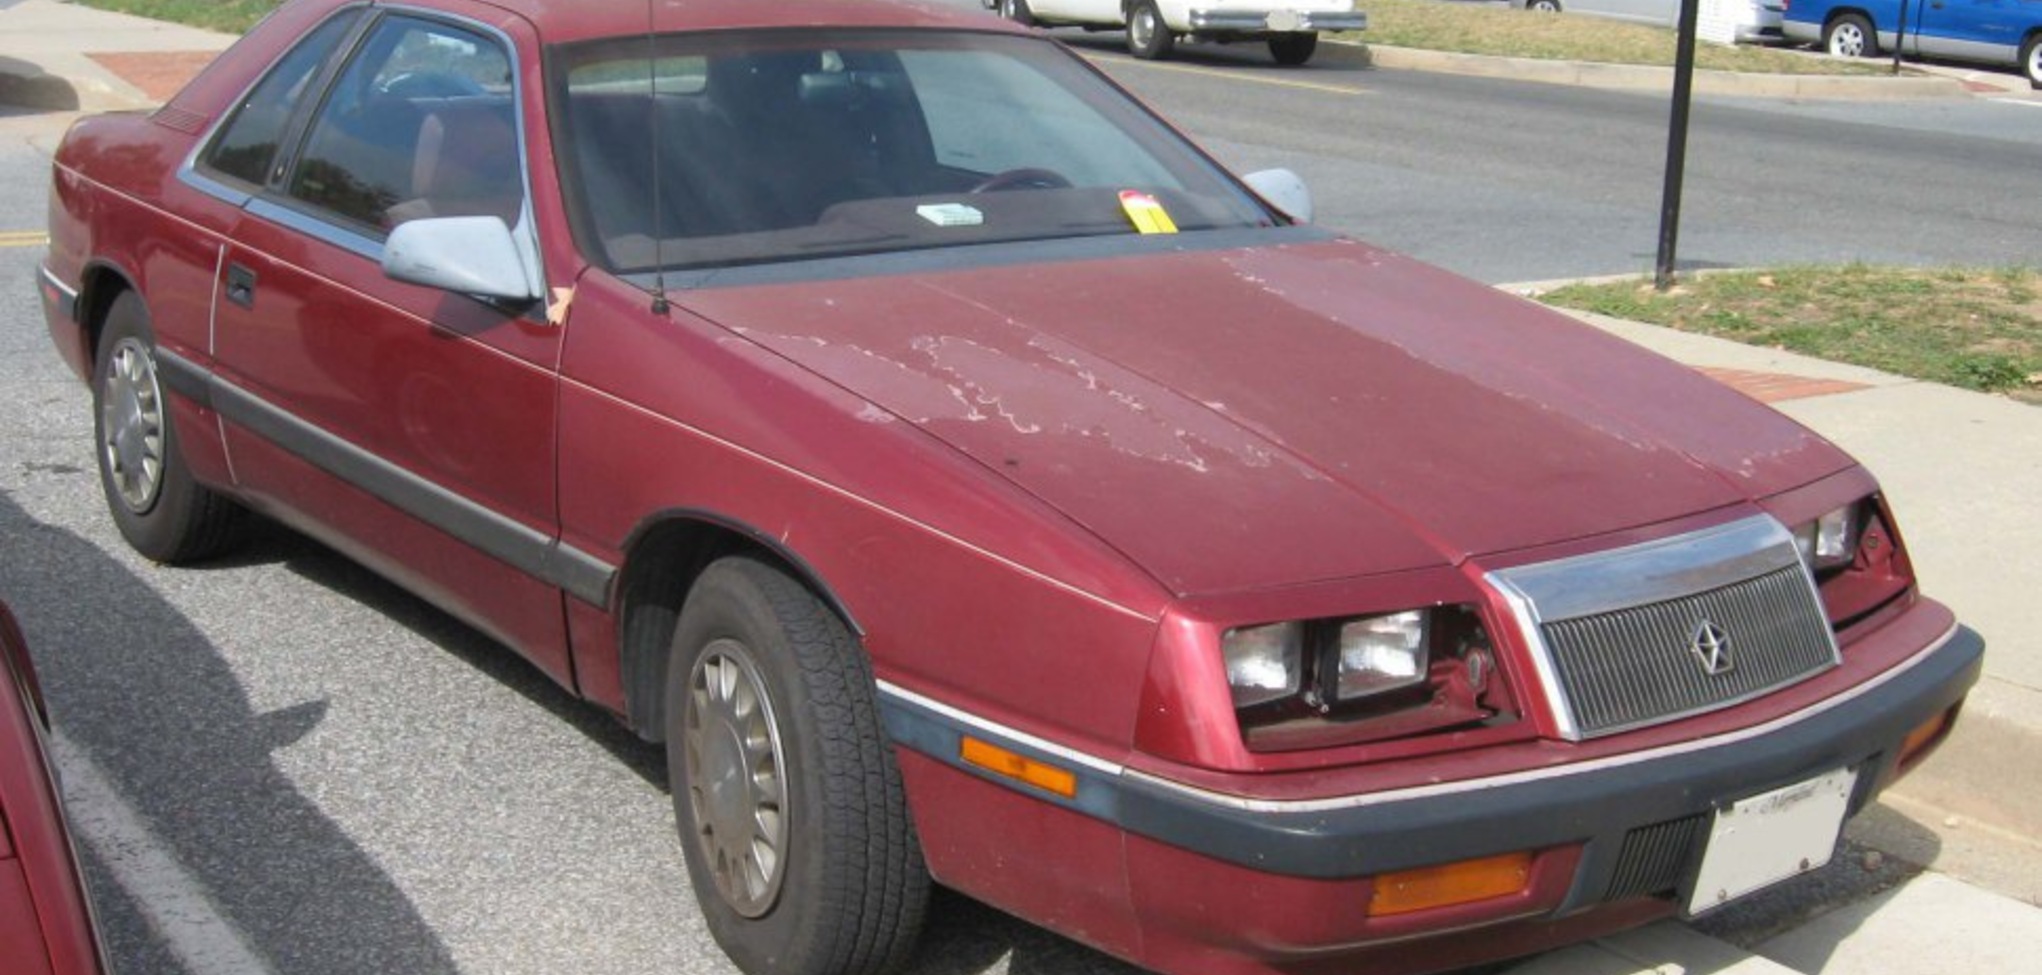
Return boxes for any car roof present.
[471,0,1025,45]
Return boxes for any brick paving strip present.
[1698,366,1870,403]
[85,51,219,103]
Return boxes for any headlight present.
[1222,621,1303,708]
[1220,606,1514,751]
[1334,611,1428,700]
[1793,503,1859,573]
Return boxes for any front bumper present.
[884,609,1981,969]
[1188,9,1368,33]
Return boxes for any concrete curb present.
[1317,39,1973,99]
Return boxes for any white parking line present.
[50,729,278,975]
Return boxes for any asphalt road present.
[1055,37,2042,284]
[1,32,2038,975]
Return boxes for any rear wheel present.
[1528,0,1563,11]
[1268,32,1318,66]
[92,291,243,563]
[999,0,1033,26]
[2021,33,2040,89]
[666,557,929,975]
[1127,0,1175,60]
[1824,13,1878,58]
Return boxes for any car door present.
[1914,0,2027,59]
[199,6,574,683]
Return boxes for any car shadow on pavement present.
[0,55,80,111]
[146,514,1156,975]
[0,490,462,975]
[188,517,673,789]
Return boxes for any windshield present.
[550,29,1275,273]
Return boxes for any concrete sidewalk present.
[0,0,235,112]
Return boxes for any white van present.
[1509,0,1784,42]
[988,0,1368,64]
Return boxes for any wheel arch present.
[72,260,141,367]
[1824,7,1877,31]
[612,509,864,742]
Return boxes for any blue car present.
[1784,0,2042,88]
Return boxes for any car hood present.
[681,236,1851,596]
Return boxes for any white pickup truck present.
[987,0,1368,64]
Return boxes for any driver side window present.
[287,15,521,235]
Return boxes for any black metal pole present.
[1891,0,1909,75]
[1655,0,1703,290]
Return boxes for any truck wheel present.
[1127,0,1175,60]
[93,291,243,563]
[2022,34,2040,89]
[1528,0,1563,11]
[999,0,1033,27]
[1268,32,1318,66]
[666,557,929,975]
[1824,13,1878,59]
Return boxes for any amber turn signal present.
[1367,851,1533,917]
[1898,707,1956,770]
[960,736,1078,799]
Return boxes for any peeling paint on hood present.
[683,238,1849,596]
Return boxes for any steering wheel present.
[376,71,485,99]
[969,167,1073,193]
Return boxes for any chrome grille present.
[1490,515,1840,741]
[1543,565,1838,737]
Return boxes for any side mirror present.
[382,216,540,305]
[1243,168,1313,224]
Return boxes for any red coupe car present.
[1,602,108,975]
[41,1,1980,974]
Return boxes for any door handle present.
[226,263,257,309]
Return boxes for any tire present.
[999,0,1033,26]
[1528,0,1562,11]
[666,557,929,975]
[92,291,243,563]
[2022,33,2040,89]
[1127,0,1175,60]
[1268,32,1318,66]
[1823,13,1878,59]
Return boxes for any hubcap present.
[101,337,166,513]
[1831,26,1864,57]
[2028,44,2040,82]
[683,640,788,918]
[1132,7,1156,48]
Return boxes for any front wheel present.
[1268,32,1318,66]
[2021,34,2040,89]
[1127,0,1175,60]
[1824,13,1878,59]
[92,291,243,563]
[666,557,929,975]
[1528,0,1563,11]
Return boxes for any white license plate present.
[1685,766,1856,916]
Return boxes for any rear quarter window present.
[203,10,362,187]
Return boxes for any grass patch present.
[75,0,278,34]
[1336,0,1887,74]
[1541,266,2042,401]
